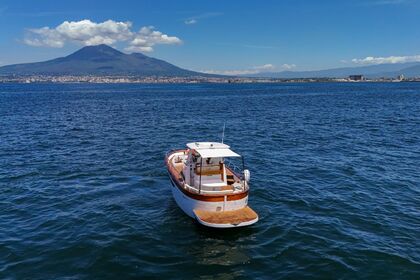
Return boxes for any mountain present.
[244,62,420,79]
[3,45,419,78]
[0,44,207,77]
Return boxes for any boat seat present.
[226,174,235,185]
[195,169,221,176]
[195,173,227,190]
[202,182,226,188]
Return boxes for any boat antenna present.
[221,122,226,144]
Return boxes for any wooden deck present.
[193,206,258,225]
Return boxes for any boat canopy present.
[186,142,241,158]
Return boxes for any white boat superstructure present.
[165,142,258,228]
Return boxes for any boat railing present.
[165,149,186,160]
[224,159,250,192]
[224,159,243,179]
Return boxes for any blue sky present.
[0,0,419,73]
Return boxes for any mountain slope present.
[0,44,205,76]
[384,64,420,77]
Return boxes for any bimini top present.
[186,142,240,158]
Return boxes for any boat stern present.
[193,206,258,228]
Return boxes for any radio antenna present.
[221,122,226,144]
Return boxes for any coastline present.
[1,75,419,84]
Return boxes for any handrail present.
[224,159,243,179]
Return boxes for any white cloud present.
[253,64,276,71]
[202,69,259,76]
[184,19,197,25]
[24,27,66,47]
[124,26,182,53]
[280,64,296,70]
[351,55,420,65]
[24,19,182,53]
[24,20,132,47]
[183,12,223,25]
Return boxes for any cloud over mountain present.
[24,19,182,52]
[352,54,420,65]
[125,26,182,53]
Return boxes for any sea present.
[0,82,419,279]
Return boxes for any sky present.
[0,0,419,73]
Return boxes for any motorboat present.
[165,142,258,228]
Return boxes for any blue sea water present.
[0,82,419,279]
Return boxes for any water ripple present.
[0,82,419,279]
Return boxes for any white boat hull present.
[169,174,257,228]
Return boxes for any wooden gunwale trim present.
[165,150,248,202]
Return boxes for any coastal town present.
[0,74,418,84]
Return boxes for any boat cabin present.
[172,142,247,194]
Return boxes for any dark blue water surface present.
[0,82,419,279]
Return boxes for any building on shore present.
[348,75,364,81]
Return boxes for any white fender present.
[243,169,251,182]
